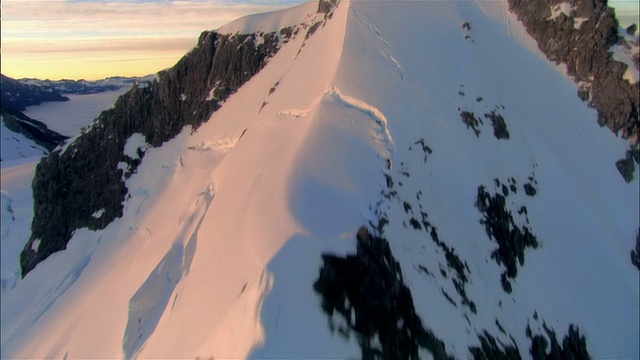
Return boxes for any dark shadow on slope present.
[314,227,453,360]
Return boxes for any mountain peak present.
[2,1,638,359]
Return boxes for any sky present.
[0,0,638,81]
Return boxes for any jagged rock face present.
[314,228,592,360]
[317,0,339,14]
[1,74,69,113]
[21,30,281,276]
[507,0,639,145]
[314,228,453,360]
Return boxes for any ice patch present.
[91,209,105,219]
[573,17,588,29]
[123,133,149,160]
[548,2,576,21]
[30,238,41,253]
[136,81,151,89]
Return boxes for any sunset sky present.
[1,0,638,81]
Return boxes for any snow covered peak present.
[1,0,638,359]
[218,1,317,35]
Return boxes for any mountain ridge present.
[2,0,638,359]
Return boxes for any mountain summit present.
[1,0,638,359]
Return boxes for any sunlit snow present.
[1,1,638,359]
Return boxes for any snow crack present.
[328,86,396,158]
[354,10,403,80]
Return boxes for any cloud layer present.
[2,0,300,79]
[1,0,637,80]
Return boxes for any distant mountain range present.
[1,74,143,159]
[17,76,143,95]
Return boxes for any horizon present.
[1,0,638,81]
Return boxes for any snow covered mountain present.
[1,0,638,359]
[18,76,143,95]
[1,75,69,165]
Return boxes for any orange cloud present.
[1,0,299,80]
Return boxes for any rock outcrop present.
[507,0,639,144]
[507,0,639,182]
[317,0,339,14]
[314,227,453,360]
[632,229,640,271]
[21,30,281,276]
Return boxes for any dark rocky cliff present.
[21,30,281,276]
[507,0,639,179]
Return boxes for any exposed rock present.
[21,30,282,276]
[413,138,433,163]
[470,331,521,360]
[314,227,453,360]
[305,21,323,40]
[461,111,482,137]
[507,0,639,147]
[615,149,637,182]
[484,111,510,140]
[475,185,539,292]
[631,229,640,270]
[470,323,591,360]
[529,324,591,360]
[523,183,537,197]
[419,211,476,313]
[318,0,339,15]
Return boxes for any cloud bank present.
[1,0,636,80]
[1,0,301,80]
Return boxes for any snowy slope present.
[1,0,638,359]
